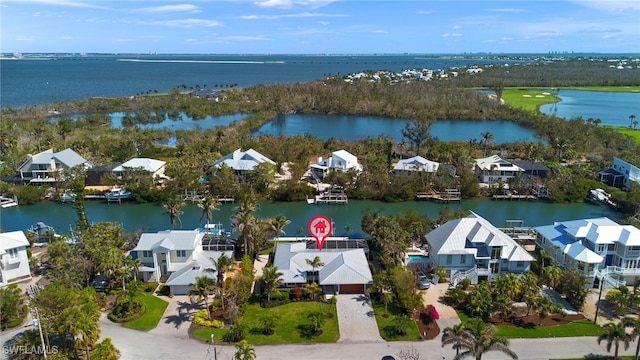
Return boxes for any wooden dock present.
[416,189,461,203]
[492,194,537,201]
[308,189,348,205]
[0,195,18,208]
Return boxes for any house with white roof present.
[210,148,276,177]
[17,148,91,185]
[273,241,372,294]
[0,231,32,286]
[310,150,363,180]
[534,217,640,287]
[130,227,234,295]
[474,155,524,184]
[112,158,166,179]
[392,156,439,175]
[597,157,640,190]
[424,212,534,284]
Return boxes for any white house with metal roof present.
[112,158,166,179]
[0,231,32,286]
[534,217,640,287]
[18,148,91,185]
[474,155,524,184]
[424,212,534,284]
[273,242,372,294]
[310,149,363,179]
[211,148,276,176]
[130,229,234,295]
[392,155,439,175]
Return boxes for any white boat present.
[59,190,77,203]
[589,188,611,203]
[105,188,132,201]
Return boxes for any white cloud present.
[16,36,36,41]
[149,19,221,28]
[317,21,330,25]
[569,0,640,12]
[442,33,463,38]
[3,0,108,9]
[372,30,387,34]
[535,31,561,37]
[241,15,259,20]
[487,8,525,13]
[33,12,41,16]
[135,4,201,14]
[254,0,336,9]
[57,36,72,39]
[219,35,271,41]
[583,26,621,33]
[240,12,348,20]
[452,25,461,30]
[416,10,436,15]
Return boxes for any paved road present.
[99,316,637,360]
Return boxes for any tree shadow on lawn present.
[163,300,200,329]
[296,324,323,339]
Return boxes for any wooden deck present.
[492,194,537,201]
[308,189,348,205]
[0,196,18,208]
[416,189,461,203]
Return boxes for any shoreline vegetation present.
[1,58,639,225]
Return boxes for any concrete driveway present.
[335,294,384,343]
[148,295,201,339]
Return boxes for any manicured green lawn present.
[457,311,602,338]
[123,293,169,330]
[372,299,422,341]
[194,296,339,345]
[605,126,640,145]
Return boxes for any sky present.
[1,0,639,54]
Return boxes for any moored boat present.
[105,188,132,201]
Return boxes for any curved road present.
[98,317,636,360]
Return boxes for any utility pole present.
[34,307,47,359]
[594,274,605,324]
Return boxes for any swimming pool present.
[408,254,428,260]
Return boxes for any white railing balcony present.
[625,251,640,258]
[6,256,21,265]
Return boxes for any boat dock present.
[308,189,348,205]
[181,190,234,204]
[0,195,18,208]
[492,194,537,201]
[416,189,461,203]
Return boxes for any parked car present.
[417,271,430,290]
[90,274,108,292]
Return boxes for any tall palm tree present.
[451,318,518,360]
[125,256,142,283]
[623,316,640,360]
[599,321,631,360]
[268,214,290,252]
[306,256,325,283]
[262,266,284,304]
[233,340,256,360]
[197,194,219,226]
[480,131,494,157]
[188,276,216,314]
[232,210,256,257]
[441,322,467,355]
[208,253,234,287]
[631,114,637,128]
[162,196,185,229]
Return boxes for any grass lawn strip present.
[371,299,421,341]
[457,311,602,338]
[123,293,169,330]
[194,298,339,345]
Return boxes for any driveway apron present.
[335,294,384,343]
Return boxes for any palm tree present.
[188,276,216,314]
[125,256,142,283]
[232,210,256,257]
[623,316,640,360]
[630,114,636,128]
[197,194,219,226]
[262,266,284,304]
[233,340,256,360]
[306,256,325,283]
[268,214,290,252]
[441,322,467,355]
[451,318,518,360]
[208,253,234,287]
[162,196,185,229]
[598,321,631,360]
[480,131,494,157]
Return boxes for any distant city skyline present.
[1,0,639,54]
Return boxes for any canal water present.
[0,199,620,238]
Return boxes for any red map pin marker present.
[308,215,333,251]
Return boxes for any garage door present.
[339,284,364,294]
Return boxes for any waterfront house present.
[210,148,276,178]
[392,156,440,175]
[310,150,363,180]
[534,217,640,287]
[273,240,372,294]
[510,160,550,179]
[112,158,166,180]
[474,155,524,184]
[129,227,234,295]
[0,231,32,286]
[424,212,534,285]
[17,148,91,185]
[597,157,640,190]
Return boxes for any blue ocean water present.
[1,54,516,107]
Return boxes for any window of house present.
[143,251,152,258]
[7,248,18,258]
[491,247,501,259]
[176,250,186,257]
[517,261,524,268]
[446,255,452,265]
[460,255,466,264]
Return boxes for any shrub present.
[459,278,471,290]
[444,288,467,308]
[143,282,158,293]
[429,305,440,321]
[193,309,224,328]
[6,317,23,329]
[108,300,144,323]
[158,284,171,296]
[292,286,302,301]
[223,325,246,343]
